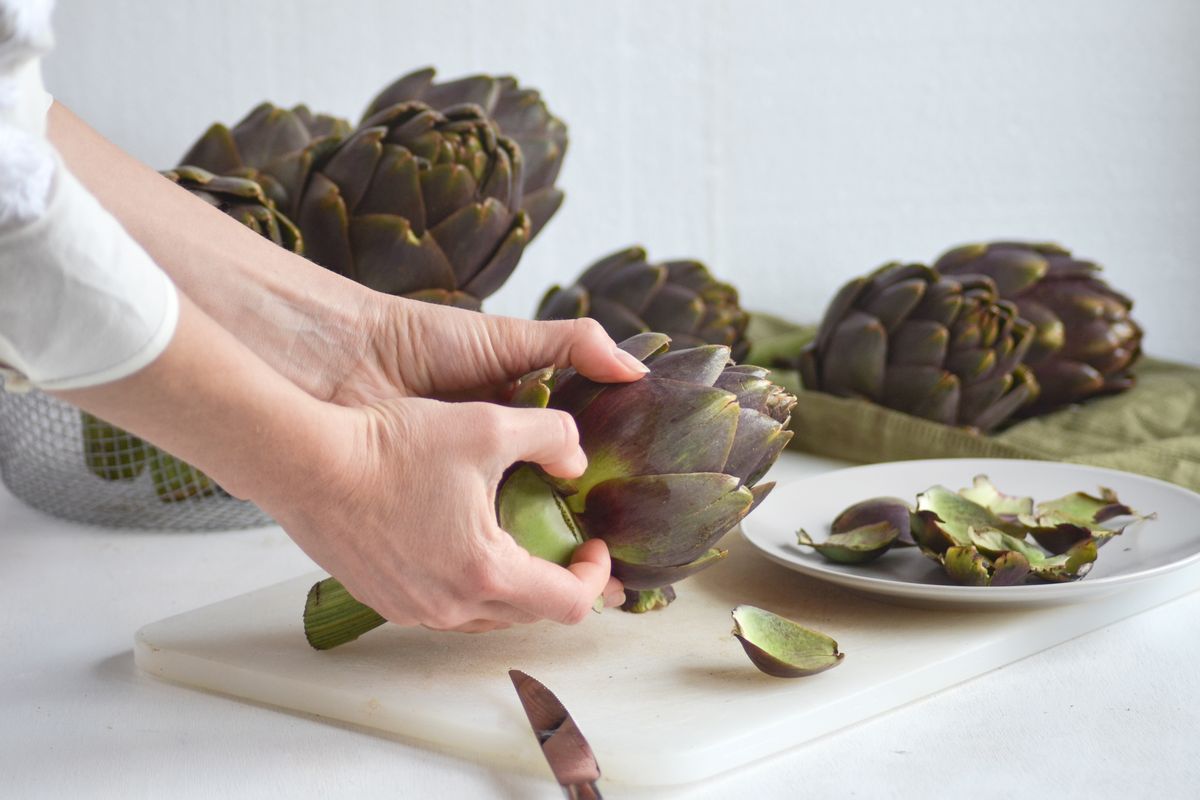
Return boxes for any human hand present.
[261,396,627,632]
[327,295,650,406]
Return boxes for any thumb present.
[487,316,650,384]
[480,404,588,479]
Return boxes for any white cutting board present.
[135,534,1200,787]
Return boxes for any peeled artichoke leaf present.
[731,605,844,678]
[941,545,991,586]
[914,486,1024,547]
[831,496,915,546]
[1034,487,1144,526]
[798,522,899,564]
[957,475,1033,517]
[968,526,1096,581]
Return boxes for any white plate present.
[742,458,1200,608]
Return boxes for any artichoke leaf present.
[957,475,1033,517]
[798,522,899,564]
[831,496,915,546]
[914,485,1025,547]
[941,545,991,586]
[731,605,844,678]
[580,473,751,567]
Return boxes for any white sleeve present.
[0,0,180,392]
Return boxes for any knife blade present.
[508,669,603,800]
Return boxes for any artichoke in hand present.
[797,262,1039,432]
[303,333,797,649]
[934,241,1142,413]
[538,246,751,363]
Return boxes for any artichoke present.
[506,332,795,609]
[163,166,301,253]
[179,102,351,218]
[364,67,567,239]
[295,102,530,310]
[797,262,1039,432]
[934,242,1142,413]
[303,333,797,649]
[538,246,751,363]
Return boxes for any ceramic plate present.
[741,459,1200,608]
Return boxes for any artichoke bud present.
[801,262,1039,431]
[934,241,1142,412]
[296,101,530,309]
[496,333,796,610]
[163,166,302,253]
[363,67,568,239]
[537,247,752,362]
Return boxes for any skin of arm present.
[47,102,375,403]
[54,295,626,631]
[47,102,651,407]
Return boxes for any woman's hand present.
[329,296,650,405]
[267,397,626,633]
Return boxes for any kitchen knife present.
[508,669,603,799]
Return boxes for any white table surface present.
[3,451,1199,799]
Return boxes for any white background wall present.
[43,0,1200,361]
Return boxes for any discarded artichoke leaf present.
[941,546,991,586]
[1023,486,1152,553]
[968,526,1096,582]
[731,605,844,678]
[911,509,961,554]
[831,497,915,546]
[1036,486,1135,525]
[1032,536,1099,582]
[1022,518,1101,555]
[990,550,1033,586]
[798,522,899,564]
[913,486,1024,552]
[957,475,1033,518]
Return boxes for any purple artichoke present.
[798,262,1040,432]
[538,246,751,363]
[934,241,1142,413]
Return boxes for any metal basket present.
[0,385,273,530]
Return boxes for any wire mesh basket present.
[0,385,273,530]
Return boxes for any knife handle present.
[564,782,602,800]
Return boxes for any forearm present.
[46,102,377,401]
[52,293,356,505]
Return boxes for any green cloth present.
[746,313,1200,493]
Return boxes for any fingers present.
[603,576,626,608]
[488,316,650,384]
[498,538,615,624]
[480,404,587,479]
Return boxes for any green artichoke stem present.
[620,586,676,613]
[303,578,386,650]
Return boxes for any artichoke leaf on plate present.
[798,521,900,564]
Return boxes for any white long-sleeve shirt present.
[0,0,178,391]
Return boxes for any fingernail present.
[614,347,651,374]
[592,596,605,614]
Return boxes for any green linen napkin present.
[746,313,1200,493]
